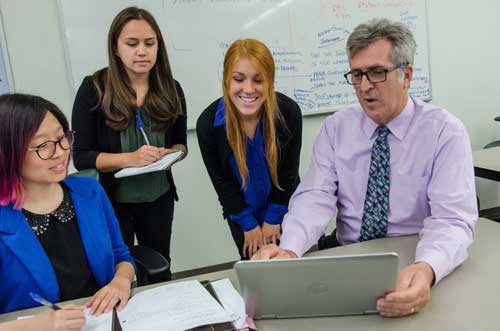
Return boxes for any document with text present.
[210,278,247,329]
[20,280,238,331]
[80,280,235,331]
[122,280,234,330]
[83,309,112,331]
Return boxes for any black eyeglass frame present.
[344,63,409,86]
[27,131,75,160]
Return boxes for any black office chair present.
[318,229,339,251]
[69,169,170,286]
[318,194,483,250]
[130,245,170,286]
[477,118,500,223]
[483,116,500,149]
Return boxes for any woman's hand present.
[85,275,131,316]
[159,147,178,155]
[243,226,264,258]
[164,144,187,159]
[159,145,187,170]
[31,304,85,331]
[127,145,164,167]
[261,222,281,245]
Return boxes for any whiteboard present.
[0,9,14,95]
[58,0,431,129]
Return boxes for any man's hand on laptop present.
[376,262,435,317]
[251,244,298,260]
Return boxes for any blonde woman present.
[197,39,302,259]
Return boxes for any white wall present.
[0,0,73,115]
[1,0,499,272]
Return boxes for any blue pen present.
[135,113,151,145]
[29,292,61,310]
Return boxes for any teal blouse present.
[114,107,170,203]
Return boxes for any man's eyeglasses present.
[344,63,408,85]
[27,131,75,160]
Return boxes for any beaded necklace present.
[22,186,75,236]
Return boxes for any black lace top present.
[22,185,100,301]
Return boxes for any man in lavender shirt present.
[253,18,477,317]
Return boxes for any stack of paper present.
[83,280,237,331]
[209,279,248,329]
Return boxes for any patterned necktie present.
[360,125,390,241]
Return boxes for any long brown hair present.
[92,6,181,131]
[222,39,284,189]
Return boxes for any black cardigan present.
[71,75,187,201]
[196,93,302,219]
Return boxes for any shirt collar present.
[213,98,226,127]
[362,96,415,141]
[249,120,264,147]
[213,98,264,146]
[0,177,96,234]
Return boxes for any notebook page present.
[118,280,234,331]
[114,150,183,178]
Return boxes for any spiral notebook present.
[114,150,184,178]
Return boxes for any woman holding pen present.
[197,39,302,259]
[72,7,187,281]
[0,94,135,326]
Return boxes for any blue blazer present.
[0,176,135,313]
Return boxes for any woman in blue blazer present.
[0,94,135,330]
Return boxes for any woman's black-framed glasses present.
[344,63,408,85]
[27,131,75,160]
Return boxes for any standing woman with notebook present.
[197,39,302,259]
[72,7,187,281]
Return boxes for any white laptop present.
[234,252,399,319]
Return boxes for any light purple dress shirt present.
[280,97,478,284]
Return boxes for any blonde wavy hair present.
[222,39,284,189]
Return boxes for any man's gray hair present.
[346,18,416,66]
